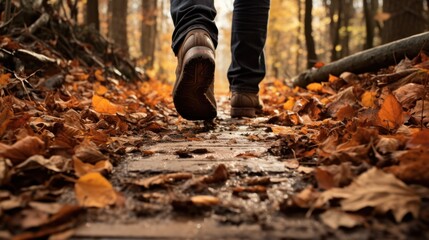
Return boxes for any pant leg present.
[170,0,218,56]
[228,0,270,93]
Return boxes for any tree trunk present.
[330,0,343,61]
[295,0,302,74]
[382,0,425,44]
[340,0,353,58]
[86,0,100,31]
[293,32,429,87]
[109,0,129,52]
[141,0,157,69]
[304,0,317,69]
[363,0,375,49]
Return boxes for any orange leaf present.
[328,74,340,83]
[73,158,113,177]
[361,91,377,108]
[306,83,323,92]
[94,69,105,82]
[0,107,13,136]
[74,172,117,208]
[283,97,295,111]
[376,93,405,130]
[92,95,124,114]
[0,73,11,86]
[94,82,108,95]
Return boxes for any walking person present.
[170,0,270,120]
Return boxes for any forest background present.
[62,0,429,92]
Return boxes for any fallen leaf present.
[92,95,124,114]
[73,157,113,177]
[190,195,220,206]
[320,209,365,229]
[393,83,424,109]
[407,129,429,149]
[387,149,429,187]
[284,159,299,169]
[236,151,261,159]
[411,100,429,125]
[283,97,295,111]
[271,126,295,135]
[361,90,377,108]
[306,83,323,92]
[74,172,117,208]
[315,168,420,222]
[94,69,105,81]
[376,93,405,130]
[0,107,13,136]
[132,172,193,188]
[202,164,229,184]
[0,73,11,86]
[232,185,267,194]
[94,82,108,95]
[74,144,108,164]
[0,136,45,165]
[245,176,271,186]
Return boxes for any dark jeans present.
[170,0,270,93]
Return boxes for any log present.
[293,32,429,87]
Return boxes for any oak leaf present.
[315,168,420,222]
[74,172,117,208]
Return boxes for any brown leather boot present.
[230,92,263,118]
[173,29,217,120]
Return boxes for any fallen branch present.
[293,32,429,87]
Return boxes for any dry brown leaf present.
[411,100,429,125]
[407,129,429,149]
[393,83,425,109]
[376,93,405,130]
[320,209,365,229]
[306,83,323,92]
[315,168,420,222]
[0,107,13,136]
[271,126,296,135]
[0,136,45,165]
[74,172,117,208]
[73,157,112,177]
[202,164,229,184]
[290,186,320,208]
[16,155,69,173]
[74,144,107,164]
[232,185,267,194]
[236,151,261,159]
[387,149,429,187]
[132,172,193,188]
[284,159,299,169]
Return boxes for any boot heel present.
[230,107,256,118]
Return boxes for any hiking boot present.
[173,29,217,120]
[230,92,263,118]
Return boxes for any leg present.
[228,0,270,118]
[170,0,218,120]
[170,0,218,55]
[228,0,270,93]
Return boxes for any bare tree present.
[304,0,317,68]
[86,0,100,31]
[141,0,158,69]
[109,0,129,52]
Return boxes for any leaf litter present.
[0,4,429,239]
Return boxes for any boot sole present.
[173,47,216,120]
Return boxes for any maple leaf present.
[315,168,420,222]
[74,172,117,208]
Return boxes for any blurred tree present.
[296,0,302,73]
[141,0,158,69]
[381,0,425,43]
[363,0,376,49]
[304,0,317,68]
[86,0,100,31]
[109,0,129,52]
